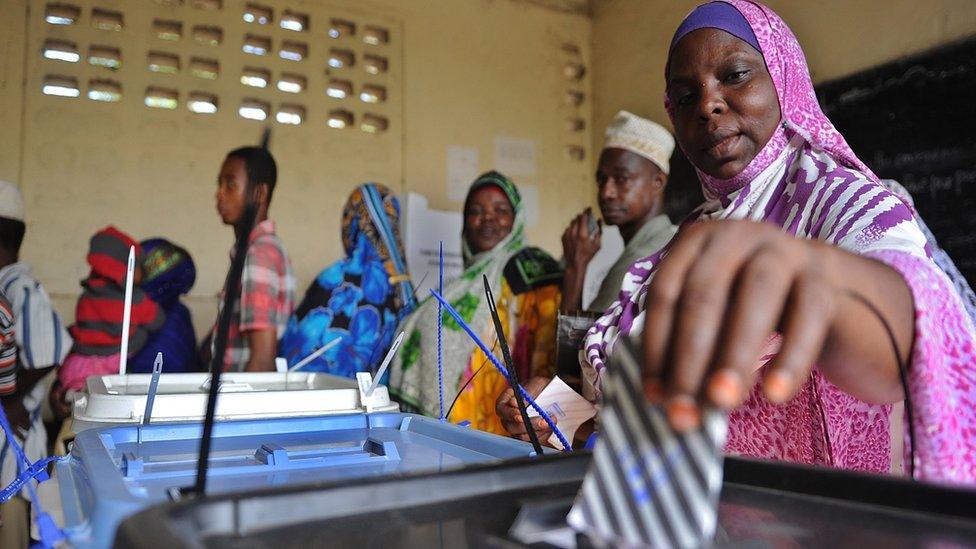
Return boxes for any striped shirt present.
[0,264,66,495]
[213,220,295,371]
[0,263,72,370]
[0,293,16,395]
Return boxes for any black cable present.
[411,271,430,303]
[445,338,498,419]
[192,135,272,495]
[192,202,258,495]
[840,288,917,479]
[483,275,544,456]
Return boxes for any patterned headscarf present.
[279,183,415,376]
[664,0,880,200]
[341,183,415,311]
[140,238,195,307]
[460,170,525,267]
[390,171,528,416]
[130,238,196,373]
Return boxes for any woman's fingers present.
[640,220,839,432]
[501,406,530,436]
[664,227,760,405]
[763,270,835,403]
[647,223,779,431]
[509,412,551,437]
[708,245,794,409]
[642,224,714,397]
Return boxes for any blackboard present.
[663,37,976,284]
[817,37,976,284]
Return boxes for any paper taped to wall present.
[446,145,480,201]
[494,136,537,177]
[402,193,464,296]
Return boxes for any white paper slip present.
[526,376,597,450]
[566,336,728,548]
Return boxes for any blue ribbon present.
[0,400,66,548]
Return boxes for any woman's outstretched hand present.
[640,220,915,432]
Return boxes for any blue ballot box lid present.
[57,412,541,549]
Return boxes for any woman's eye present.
[676,93,694,107]
[725,70,749,83]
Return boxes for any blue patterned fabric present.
[279,183,415,378]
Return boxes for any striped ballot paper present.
[567,337,728,548]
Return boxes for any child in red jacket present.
[55,227,164,398]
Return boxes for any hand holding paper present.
[524,377,597,451]
[497,376,597,450]
[496,376,553,443]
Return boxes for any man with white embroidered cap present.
[0,180,72,548]
[560,110,678,314]
[497,112,678,447]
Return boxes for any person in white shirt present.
[0,180,72,548]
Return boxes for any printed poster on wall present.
[402,192,464,297]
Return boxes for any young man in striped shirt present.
[208,148,295,372]
[0,181,72,547]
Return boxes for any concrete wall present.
[5,0,973,341]
[0,0,27,185]
[1,0,593,337]
[590,0,976,155]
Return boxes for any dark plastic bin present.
[114,453,976,548]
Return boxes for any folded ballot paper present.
[525,376,597,450]
[566,337,728,548]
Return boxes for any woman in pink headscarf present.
[579,0,976,485]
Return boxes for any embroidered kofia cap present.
[0,181,25,222]
[603,110,675,174]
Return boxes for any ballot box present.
[71,371,399,432]
[57,413,542,548]
[113,452,976,548]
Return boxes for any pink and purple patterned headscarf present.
[664,0,880,199]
